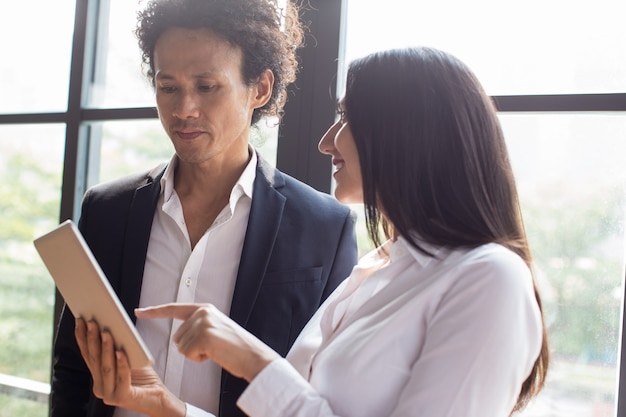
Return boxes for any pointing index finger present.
[135,303,202,321]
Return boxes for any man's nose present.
[173,92,200,119]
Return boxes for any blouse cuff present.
[237,358,310,417]
[185,402,216,417]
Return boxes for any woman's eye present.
[336,101,347,124]
[338,110,347,124]
[198,85,216,92]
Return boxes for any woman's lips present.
[332,159,345,175]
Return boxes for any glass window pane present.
[86,1,155,108]
[94,120,174,183]
[0,1,75,113]
[502,114,625,417]
[0,125,65,417]
[253,118,279,168]
[344,0,626,95]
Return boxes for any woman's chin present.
[333,190,363,205]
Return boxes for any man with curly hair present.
[51,1,357,417]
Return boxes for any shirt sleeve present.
[388,251,543,417]
[237,359,339,417]
[185,403,217,417]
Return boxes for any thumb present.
[135,303,201,321]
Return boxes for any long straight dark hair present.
[343,47,548,412]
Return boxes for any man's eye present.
[159,86,176,94]
[198,85,216,92]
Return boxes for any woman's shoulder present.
[462,242,529,274]
[445,242,533,298]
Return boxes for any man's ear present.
[252,69,274,109]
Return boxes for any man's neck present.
[173,148,252,201]
[173,149,253,249]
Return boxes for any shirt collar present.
[160,154,178,203]
[231,147,257,203]
[160,146,257,205]
[391,234,444,269]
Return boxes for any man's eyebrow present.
[193,72,216,78]
[154,71,220,80]
[154,72,174,80]
[193,71,227,81]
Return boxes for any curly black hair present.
[135,0,304,124]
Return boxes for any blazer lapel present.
[228,157,286,327]
[118,163,166,321]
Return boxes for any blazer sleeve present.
[51,189,104,417]
[51,166,160,417]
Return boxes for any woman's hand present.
[74,318,186,417]
[136,303,280,382]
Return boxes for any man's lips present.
[175,130,203,140]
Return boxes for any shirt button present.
[185,278,192,287]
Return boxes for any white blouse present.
[237,236,543,417]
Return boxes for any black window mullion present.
[61,0,99,223]
[51,2,101,411]
[494,93,626,112]
[277,0,346,193]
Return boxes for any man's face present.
[153,27,270,167]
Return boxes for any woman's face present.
[318,103,363,204]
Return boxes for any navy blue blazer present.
[51,155,358,417]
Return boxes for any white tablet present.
[34,219,153,369]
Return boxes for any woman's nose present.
[318,122,340,155]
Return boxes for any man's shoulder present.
[267,168,350,216]
[279,172,334,200]
[87,163,165,197]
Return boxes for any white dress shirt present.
[114,151,257,417]
[238,236,543,417]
